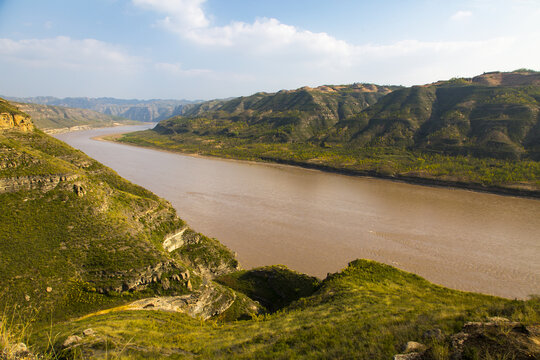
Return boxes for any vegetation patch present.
[33,260,539,359]
[216,265,321,312]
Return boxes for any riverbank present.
[43,121,148,135]
[56,126,540,299]
[107,131,540,199]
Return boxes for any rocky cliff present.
[0,98,34,132]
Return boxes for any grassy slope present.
[37,260,539,359]
[118,73,540,195]
[215,266,321,313]
[329,78,540,160]
[14,102,139,132]
[0,127,185,322]
[161,84,397,142]
[0,127,243,326]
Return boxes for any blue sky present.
[0,0,539,100]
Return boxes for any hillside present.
[14,102,138,133]
[0,99,252,325]
[326,71,540,160]
[36,260,540,359]
[1,98,538,360]
[6,96,198,122]
[157,83,399,142]
[118,71,540,196]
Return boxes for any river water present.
[56,125,540,299]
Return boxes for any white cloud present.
[450,10,473,21]
[130,0,540,92]
[0,36,142,72]
[155,62,212,76]
[133,0,209,30]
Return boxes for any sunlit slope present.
[42,260,540,359]
[14,102,138,133]
[327,71,540,160]
[0,99,240,322]
[157,83,398,142]
[118,72,540,196]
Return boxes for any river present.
[55,125,540,299]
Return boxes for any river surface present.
[56,125,540,299]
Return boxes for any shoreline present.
[44,121,148,135]
[93,133,540,200]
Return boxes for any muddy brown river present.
[56,125,540,299]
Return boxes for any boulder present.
[393,353,423,360]
[403,341,427,353]
[62,335,82,348]
[82,328,95,337]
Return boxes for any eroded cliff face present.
[0,98,35,132]
[0,112,34,132]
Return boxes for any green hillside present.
[36,260,540,359]
[118,71,540,196]
[0,99,248,326]
[326,71,540,160]
[157,83,398,142]
[14,102,139,133]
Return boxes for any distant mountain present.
[4,96,200,122]
[156,83,400,142]
[14,102,138,133]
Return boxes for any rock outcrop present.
[0,98,34,132]
[93,260,191,294]
[0,174,79,194]
[393,318,540,360]
[127,281,261,320]
[162,227,188,252]
[0,112,34,132]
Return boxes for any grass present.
[215,265,321,312]
[0,128,212,326]
[29,260,539,359]
[14,102,139,131]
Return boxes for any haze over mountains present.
[5,96,200,122]
[13,102,137,133]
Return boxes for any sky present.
[0,0,539,100]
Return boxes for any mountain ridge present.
[3,96,201,122]
[118,70,540,196]
[13,102,138,133]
